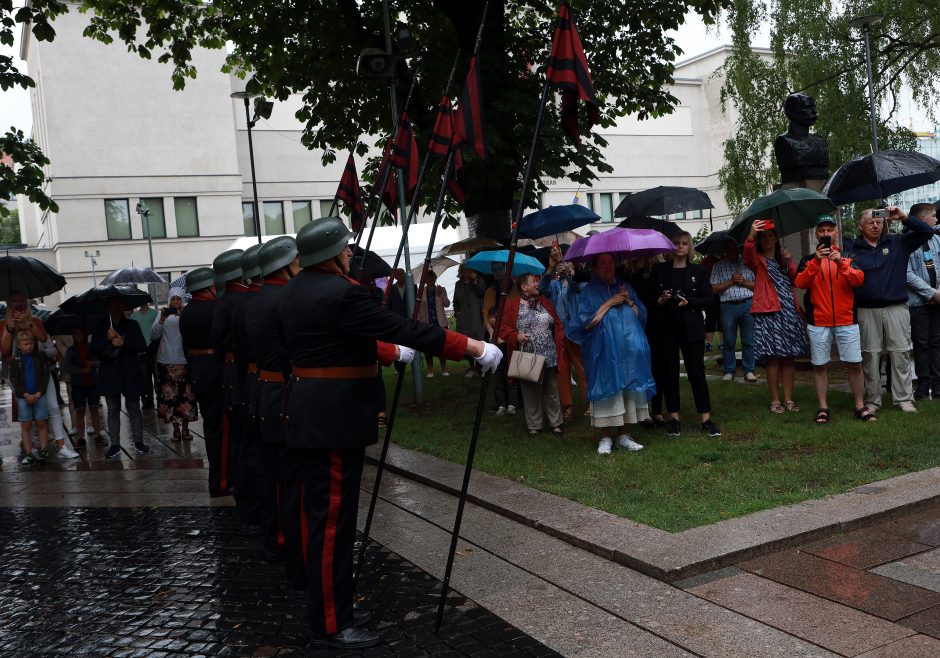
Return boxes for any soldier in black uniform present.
[239,244,264,534]
[278,218,502,649]
[246,236,305,586]
[212,249,257,525]
[178,268,230,497]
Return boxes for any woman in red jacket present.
[499,273,569,435]
[744,219,808,413]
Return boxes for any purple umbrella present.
[564,227,675,263]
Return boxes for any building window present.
[105,199,132,240]
[174,197,199,237]
[689,209,703,220]
[139,198,166,238]
[587,193,596,214]
[264,201,285,235]
[293,201,312,231]
[599,193,614,222]
[319,200,334,218]
[242,202,257,236]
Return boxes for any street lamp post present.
[84,249,101,285]
[230,89,274,244]
[135,201,157,300]
[848,14,884,154]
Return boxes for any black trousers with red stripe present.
[297,447,364,637]
[258,440,307,588]
[196,390,230,497]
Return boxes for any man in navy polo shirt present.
[849,205,933,413]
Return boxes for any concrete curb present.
[365,443,940,582]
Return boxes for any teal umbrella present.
[728,188,835,242]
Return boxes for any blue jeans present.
[720,299,755,374]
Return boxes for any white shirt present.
[151,313,186,365]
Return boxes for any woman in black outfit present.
[649,231,721,438]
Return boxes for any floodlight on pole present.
[231,88,270,244]
[84,249,101,285]
[847,14,884,154]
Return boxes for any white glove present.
[474,342,503,374]
[396,345,416,364]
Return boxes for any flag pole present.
[380,48,463,307]
[352,71,420,277]
[434,45,551,641]
[328,141,359,218]
[355,147,458,588]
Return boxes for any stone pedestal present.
[773,179,829,264]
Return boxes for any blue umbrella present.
[463,250,546,277]
[518,204,600,239]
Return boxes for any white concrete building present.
[17,10,748,305]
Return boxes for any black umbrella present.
[0,255,67,300]
[694,230,738,258]
[617,215,683,238]
[44,309,100,336]
[823,150,940,204]
[102,266,165,285]
[614,186,714,218]
[350,246,392,279]
[60,285,152,316]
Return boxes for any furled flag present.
[391,112,419,198]
[428,95,466,206]
[453,54,487,160]
[545,1,600,145]
[377,141,398,222]
[334,153,365,232]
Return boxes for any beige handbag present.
[507,342,545,383]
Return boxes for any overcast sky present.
[0,10,931,136]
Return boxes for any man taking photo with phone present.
[795,215,868,423]
[848,205,933,413]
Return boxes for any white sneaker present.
[597,437,613,455]
[722,373,733,381]
[898,401,918,413]
[506,404,517,415]
[442,371,450,377]
[616,435,644,451]
[86,427,96,435]
[495,406,506,416]
[57,444,80,459]
[744,372,758,382]
[464,371,476,378]
[426,372,434,379]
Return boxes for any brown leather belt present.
[292,365,378,380]
[247,363,258,374]
[259,370,285,383]
[225,352,235,363]
[187,348,214,356]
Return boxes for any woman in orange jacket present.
[744,219,808,413]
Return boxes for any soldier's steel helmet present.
[213,249,244,283]
[258,236,298,278]
[184,267,215,293]
[241,244,263,281]
[297,217,353,268]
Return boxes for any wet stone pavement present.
[0,506,560,658]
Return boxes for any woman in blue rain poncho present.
[569,253,656,456]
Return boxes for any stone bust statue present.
[773,93,830,183]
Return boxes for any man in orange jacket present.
[794,215,871,423]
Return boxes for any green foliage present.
[0,0,67,218]
[74,0,728,239]
[0,207,20,242]
[719,0,933,215]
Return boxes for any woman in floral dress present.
[150,289,197,440]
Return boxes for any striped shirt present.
[709,257,755,303]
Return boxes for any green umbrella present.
[728,188,836,242]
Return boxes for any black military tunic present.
[179,294,229,496]
[246,276,305,586]
[278,268,467,638]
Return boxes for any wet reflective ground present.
[0,507,560,657]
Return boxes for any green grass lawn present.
[386,362,940,532]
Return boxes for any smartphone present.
[818,235,832,249]
[761,220,775,231]
[872,208,889,219]
[165,306,178,315]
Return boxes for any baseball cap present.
[815,214,837,226]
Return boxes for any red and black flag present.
[428,95,455,158]
[453,54,487,160]
[377,141,398,222]
[334,154,365,233]
[545,0,600,145]
[447,148,466,206]
[391,112,419,198]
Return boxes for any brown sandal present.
[769,402,784,414]
[785,400,799,412]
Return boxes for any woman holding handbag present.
[498,273,568,435]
